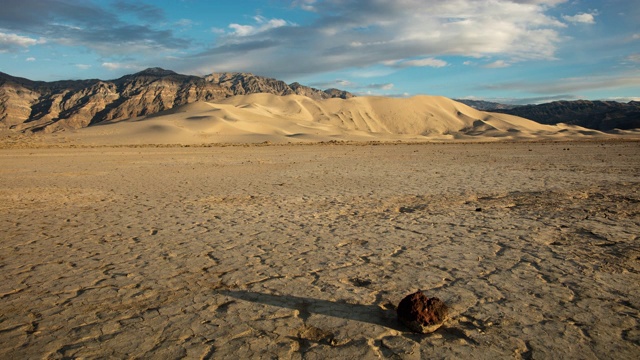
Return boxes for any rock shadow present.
[218,289,403,331]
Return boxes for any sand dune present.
[62,94,616,145]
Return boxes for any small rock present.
[397,291,448,333]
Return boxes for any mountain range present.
[0,68,637,134]
[456,99,640,131]
[0,68,352,133]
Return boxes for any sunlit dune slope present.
[71,94,609,144]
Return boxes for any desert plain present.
[0,137,638,359]
[1,92,639,359]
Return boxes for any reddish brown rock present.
[397,291,448,333]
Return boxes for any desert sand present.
[1,140,639,358]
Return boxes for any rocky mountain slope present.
[0,68,353,133]
[469,100,639,131]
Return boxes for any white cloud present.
[335,79,355,87]
[354,90,410,98]
[484,60,511,68]
[185,0,568,78]
[350,67,397,78]
[75,64,92,70]
[292,0,317,12]
[254,16,285,27]
[0,32,43,52]
[228,16,291,37]
[387,58,448,68]
[309,79,356,89]
[562,12,597,24]
[228,24,255,37]
[25,57,35,61]
[51,22,83,31]
[101,62,141,71]
[633,34,640,40]
[367,83,394,90]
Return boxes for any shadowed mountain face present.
[0,68,353,133]
[479,100,640,131]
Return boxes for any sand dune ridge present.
[66,94,619,145]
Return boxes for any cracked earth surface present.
[0,142,638,359]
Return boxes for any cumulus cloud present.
[74,64,91,70]
[0,31,42,52]
[228,24,255,37]
[183,0,567,78]
[227,16,291,37]
[562,12,597,24]
[25,57,35,61]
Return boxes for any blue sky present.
[0,0,638,104]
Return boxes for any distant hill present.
[459,99,640,131]
[454,99,518,111]
[0,68,353,133]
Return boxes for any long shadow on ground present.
[218,289,480,346]
[218,289,402,330]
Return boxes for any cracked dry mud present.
[0,141,639,359]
